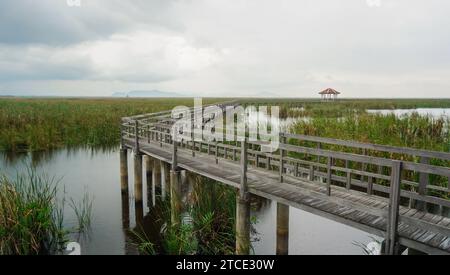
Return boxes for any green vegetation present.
[292,113,449,152]
[287,106,449,201]
[1,97,448,152]
[1,97,449,254]
[0,97,222,152]
[0,169,92,255]
[242,98,450,118]
[133,175,256,255]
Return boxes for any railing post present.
[236,137,250,255]
[215,141,219,164]
[279,135,285,183]
[120,119,125,148]
[191,112,195,157]
[309,165,314,181]
[172,129,178,171]
[326,157,332,196]
[345,160,351,190]
[134,120,140,153]
[415,156,430,211]
[240,138,248,194]
[386,160,402,255]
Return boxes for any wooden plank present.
[403,162,450,178]
[122,116,450,254]
[281,133,450,161]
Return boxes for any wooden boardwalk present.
[121,106,450,255]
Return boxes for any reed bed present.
[0,97,222,152]
[0,170,65,255]
[0,169,92,255]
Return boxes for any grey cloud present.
[0,0,182,45]
[1,0,450,97]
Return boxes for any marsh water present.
[0,148,376,255]
[367,108,450,118]
[2,108,448,255]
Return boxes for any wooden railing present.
[121,106,450,254]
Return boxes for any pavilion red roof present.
[319,88,340,95]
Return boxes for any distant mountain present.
[112,90,183,98]
[111,92,128,97]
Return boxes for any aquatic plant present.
[0,170,66,255]
[69,191,93,233]
[0,169,93,255]
[0,98,223,152]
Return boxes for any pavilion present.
[319,88,340,101]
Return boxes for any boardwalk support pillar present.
[170,170,181,226]
[170,132,182,226]
[144,156,153,207]
[236,137,250,255]
[161,162,171,201]
[120,147,130,229]
[120,148,129,195]
[276,203,289,255]
[134,152,144,224]
[152,160,162,205]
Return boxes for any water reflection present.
[367,108,450,118]
[1,146,377,255]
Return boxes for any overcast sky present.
[0,0,449,97]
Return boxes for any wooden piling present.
[152,160,161,205]
[236,138,250,255]
[121,188,130,230]
[120,147,130,229]
[276,203,289,255]
[144,155,153,207]
[134,153,144,224]
[161,162,171,201]
[120,148,129,194]
[170,170,182,226]
[161,161,167,201]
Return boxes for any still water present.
[0,148,375,255]
[367,108,450,118]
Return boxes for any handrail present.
[282,133,450,161]
[121,106,450,254]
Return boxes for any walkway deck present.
[121,106,450,254]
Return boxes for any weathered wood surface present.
[123,137,450,254]
[121,105,450,254]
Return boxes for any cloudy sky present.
[0,0,449,97]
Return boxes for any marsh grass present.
[131,175,256,255]
[0,169,93,255]
[0,97,223,152]
[0,170,66,255]
[69,192,93,233]
[289,112,449,199]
